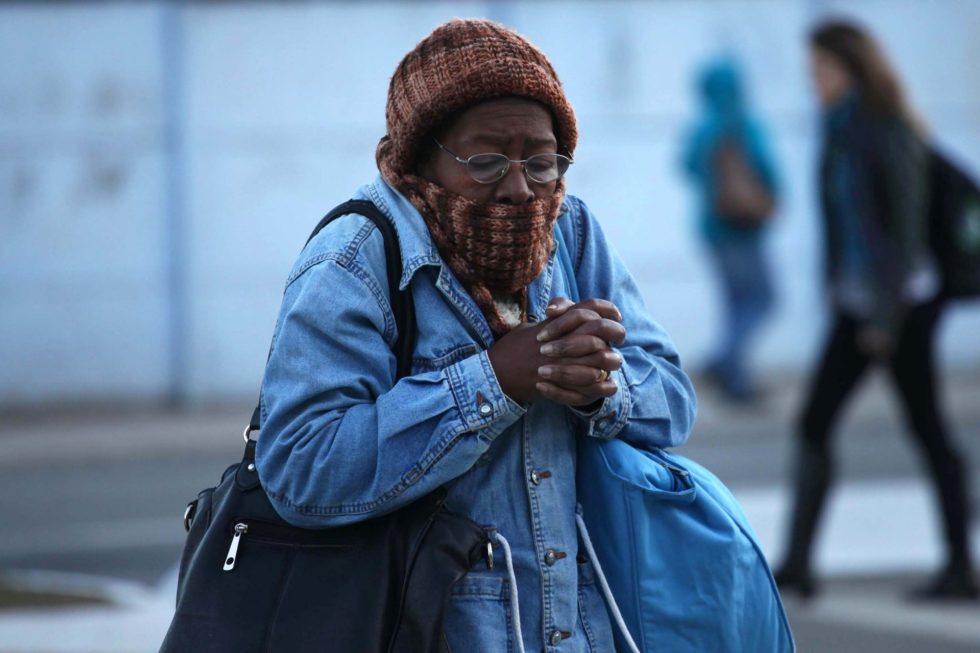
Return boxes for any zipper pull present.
[223,522,248,571]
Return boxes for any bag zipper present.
[221,517,378,572]
[223,522,248,571]
[659,459,690,478]
[218,491,462,573]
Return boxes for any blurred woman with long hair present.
[774,20,977,600]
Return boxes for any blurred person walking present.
[682,57,779,403]
[774,20,977,600]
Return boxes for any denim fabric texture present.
[256,175,697,652]
[818,92,936,334]
[706,236,775,398]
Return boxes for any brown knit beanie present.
[376,18,577,176]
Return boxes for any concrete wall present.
[2,0,979,407]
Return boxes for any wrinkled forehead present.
[437,97,558,145]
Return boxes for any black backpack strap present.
[247,199,417,435]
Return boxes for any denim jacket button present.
[478,402,493,416]
[530,469,552,485]
[544,550,556,565]
[549,629,563,646]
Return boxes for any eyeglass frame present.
[432,138,573,185]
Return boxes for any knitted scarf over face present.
[375,18,578,337]
[383,165,564,337]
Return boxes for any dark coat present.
[819,95,931,335]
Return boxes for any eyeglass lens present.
[466,153,570,184]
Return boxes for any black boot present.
[773,566,818,600]
[774,442,832,600]
[908,562,979,601]
[909,434,977,600]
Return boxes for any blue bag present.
[552,218,794,652]
[577,438,795,652]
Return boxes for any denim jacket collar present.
[358,174,444,292]
[356,173,563,341]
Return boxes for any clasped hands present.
[487,297,626,407]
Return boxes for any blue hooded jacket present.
[682,57,779,241]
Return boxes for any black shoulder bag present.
[928,148,980,299]
[160,200,490,653]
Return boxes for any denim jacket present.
[819,94,936,335]
[256,175,697,652]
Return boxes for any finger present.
[540,334,608,358]
[573,298,623,322]
[538,297,623,342]
[536,380,618,406]
[536,382,589,406]
[538,364,611,388]
[551,349,623,372]
[544,297,575,318]
[536,308,602,342]
[574,318,627,347]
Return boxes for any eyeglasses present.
[433,139,572,184]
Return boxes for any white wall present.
[0,4,171,405]
[1,0,979,407]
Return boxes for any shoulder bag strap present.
[246,199,416,435]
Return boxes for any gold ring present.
[596,369,609,383]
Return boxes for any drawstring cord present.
[492,531,526,653]
[492,519,639,653]
[575,513,642,653]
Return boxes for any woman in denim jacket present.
[256,19,697,652]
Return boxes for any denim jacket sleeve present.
[255,216,525,528]
[560,196,697,448]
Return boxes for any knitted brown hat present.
[377,18,578,176]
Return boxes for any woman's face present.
[809,47,853,108]
[420,97,559,204]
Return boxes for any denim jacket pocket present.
[577,558,616,653]
[443,573,515,653]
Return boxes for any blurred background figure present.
[681,56,779,404]
[774,19,977,601]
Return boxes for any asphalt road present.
[1,369,978,652]
[0,409,243,586]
